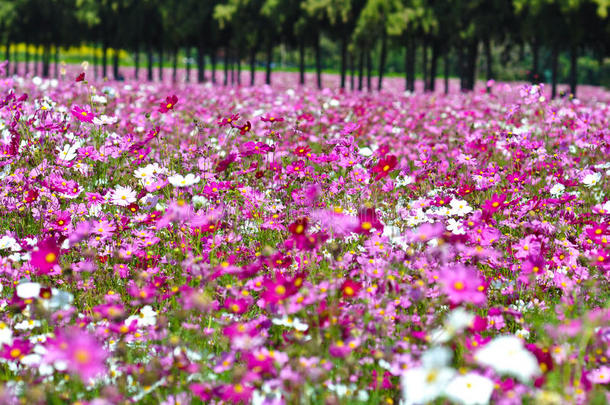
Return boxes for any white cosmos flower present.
[93,114,118,125]
[449,199,473,217]
[91,94,108,104]
[111,185,137,206]
[445,372,495,405]
[582,172,601,187]
[57,143,78,162]
[446,308,475,331]
[168,173,200,188]
[358,147,374,157]
[447,218,466,235]
[0,235,20,251]
[402,346,456,405]
[474,335,540,382]
[549,183,565,196]
[272,316,308,332]
[0,323,13,345]
[125,305,157,328]
[16,282,41,299]
[15,319,41,331]
[395,175,415,187]
[402,365,456,405]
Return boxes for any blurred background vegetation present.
[0,0,608,96]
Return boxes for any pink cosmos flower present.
[371,154,398,181]
[30,237,60,274]
[482,193,506,216]
[70,105,95,123]
[220,383,254,403]
[588,366,610,384]
[514,234,542,260]
[440,264,486,306]
[159,94,178,113]
[44,328,108,381]
[354,207,384,234]
[1,339,32,362]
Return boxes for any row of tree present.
[0,0,609,97]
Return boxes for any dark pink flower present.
[30,238,60,274]
[70,105,95,123]
[159,94,178,113]
[371,154,397,181]
[1,339,32,362]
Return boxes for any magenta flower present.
[45,328,108,381]
[1,339,32,362]
[220,383,254,403]
[354,207,384,234]
[482,193,506,215]
[70,105,95,123]
[371,154,398,181]
[30,237,60,274]
[159,94,178,113]
[514,234,542,260]
[440,264,486,306]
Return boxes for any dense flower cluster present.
[0,69,609,404]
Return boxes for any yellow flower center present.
[45,252,57,263]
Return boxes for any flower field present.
[0,67,609,404]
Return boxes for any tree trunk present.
[250,47,256,86]
[429,42,438,92]
[185,46,191,82]
[230,50,235,85]
[54,44,59,78]
[265,42,272,85]
[93,43,98,80]
[158,48,163,82]
[350,51,355,90]
[531,38,539,83]
[444,51,450,94]
[172,47,178,83]
[422,40,428,91]
[358,50,364,91]
[13,45,18,75]
[467,40,477,91]
[460,40,477,91]
[484,39,492,92]
[42,44,50,77]
[134,46,140,80]
[315,34,322,89]
[34,45,40,76]
[340,34,347,89]
[223,48,229,86]
[569,45,577,98]
[236,49,241,86]
[211,51,217,84]
[197,45,205,83]
[378,29,387,91]
[102,42,108,79]
[299,40,305,85]
[406,36,415,92]
[235,49,241,86]
[551,44,558,98]
[147,45,153,81]
[4,41,9,77]
[458,45,465,91]
[366,51,372,92]
[25,44,29,76]
[113,48,120,80]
